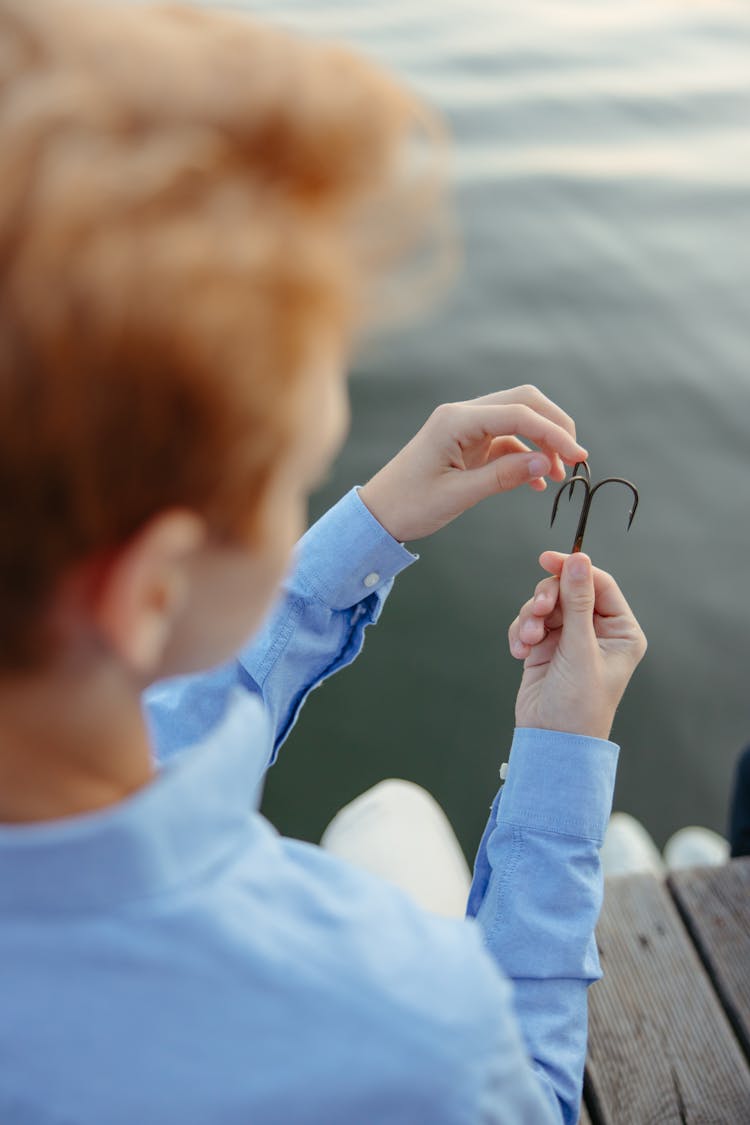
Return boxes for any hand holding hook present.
[550,461,639,554]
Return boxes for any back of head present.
[0,0,445,669]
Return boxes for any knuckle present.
[494,459,520,488]
[512,384,577,437]
[430,401,458,427]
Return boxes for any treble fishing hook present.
[550,461,639,554]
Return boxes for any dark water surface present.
[231,0,750,855]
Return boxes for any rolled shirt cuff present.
[499,727,620,845]
[290,487,418,610]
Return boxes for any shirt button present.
[499,761,509,781]
[363,572,380,588]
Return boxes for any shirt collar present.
[0,691,271,915]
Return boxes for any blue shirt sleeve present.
[143,488,416,773]
[237,486,417,762]
[468,727,619,1124]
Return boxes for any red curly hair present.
[0,0,446,668]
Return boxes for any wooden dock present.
[578,857,750,1124]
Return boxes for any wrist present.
[358,479,406,543]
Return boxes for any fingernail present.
[528,455,549,478]
[568,554,589,579]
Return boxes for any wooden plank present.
[584,872,750,1124]
[669,858,750,1061]
[576,1098,592,1125]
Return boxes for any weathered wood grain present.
[584,871,750,1124]
[669,857,750,1061]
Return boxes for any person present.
[0,2,647,1123]
[729,745,750,857]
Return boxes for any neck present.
[0,654,154,824]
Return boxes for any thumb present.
[464,451,551,503]
[559,552,596,656]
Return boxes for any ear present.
[92,511,207,675]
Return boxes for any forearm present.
[468,728,618,1124]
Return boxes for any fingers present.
[486,435,559,488]
[461,403,587,468]
[510,551,647,682]
[508,575,561,659]
[556,554,648,677]
[471,385,577,443]
[427,393,586,512]
[487,436,530,457]
[520,631,559,669]
[545,455,566,483]
[532,574,560,616]
[511,555,596,665]
[475,450,552,498]
[509,553,626,663]
[509,608,563,659]
[557,554,597,661]
[471,386,576,481]
[538,551,631,618]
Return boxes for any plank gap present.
[668,861,750,1065]
[583,871,750,1124]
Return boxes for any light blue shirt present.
[0,488,618,1124]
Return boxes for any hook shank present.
[550,466,638,554]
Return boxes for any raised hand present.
[508,551,647,742]
[358,386,587,543]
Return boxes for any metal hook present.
[550,463,639,554]
[566,460,590,496]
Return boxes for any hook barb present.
[588,477,639,525]
[550,472,590,528]
[567,460,590,502]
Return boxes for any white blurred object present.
[663,826,730,870]
[320,779,471,918]
[601,812,666,877]
[602,812,731,876]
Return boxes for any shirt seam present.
[252,597,304,686]
[486,824,524,947]
[498,815,605,844]
[292,566,350,610]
